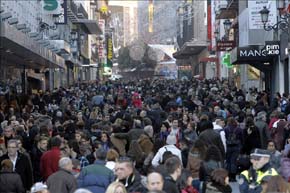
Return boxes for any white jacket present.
[151,144,182,167]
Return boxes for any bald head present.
[147,172,164,191]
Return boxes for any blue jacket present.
[77,160,114,193]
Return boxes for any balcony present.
[77,3,88,19]
[67,0,88,22]
[49,40,71,54]
[173,40,208,59]
[66,1,101,34]
[216,0,238,19]
[0,22,65,69]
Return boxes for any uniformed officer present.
[239,148,278,193]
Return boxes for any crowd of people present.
[0,78,290,193]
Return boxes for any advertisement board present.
[248,0,277,29]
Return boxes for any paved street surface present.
[230,182,240,193]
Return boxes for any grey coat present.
[255,120,270,149]
[47,169,77,193]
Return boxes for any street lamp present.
[260,6,270,25]
[259,6,290,33]
[223,19,232,40]
[277,0,285,11]
[223,19,232,32]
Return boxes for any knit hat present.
[166,134,177,145]
[30,182,48,193]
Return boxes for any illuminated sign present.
[148,0,154,33]
[43,0,58,11]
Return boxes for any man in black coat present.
[198,120,226,160]
[0,139,33,191]
[163,156,182,193]
[115,157,146,193]
[30,135,48,182]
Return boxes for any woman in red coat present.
[132,92,142,109]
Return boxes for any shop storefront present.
[0,22,65,93]
[230,42,280,94]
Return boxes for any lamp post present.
[223,19,232,40]
[259,6,290,33]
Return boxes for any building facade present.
[0,0,102,93]
[173,0,209,79]
[137,0,179,44]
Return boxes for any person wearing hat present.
[239,148,278,193]
[151,134,182,167]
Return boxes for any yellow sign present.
[107,38,113,60]
[148,3,154,33]
[100,6,108,14]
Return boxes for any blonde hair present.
[105,182,127,193]
[106,149,119,161]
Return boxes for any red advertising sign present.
[216,41,235,51]
[207,0,212,51]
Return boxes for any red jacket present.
[40,147,61,181]
[181,186,199,193]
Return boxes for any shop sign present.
[43,0,62,14]
[106,34,113,67]
[216,41,235,51]
[239,41,280,58]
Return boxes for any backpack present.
[226,129,240,146]
[161,147,173,164]
[215,128,225,134]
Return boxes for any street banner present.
[148,0,154,33]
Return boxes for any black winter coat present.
[163,175,179,193]
[199,129,226,159]
[122,172,146,193]
[30,146,44,182]
[242,125,261,155]
[0,171,25,193]
[0,153,33,191]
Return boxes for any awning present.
[230,46,275,71]
[75,19,102,34]
[215,0,238,19]
[173,41,207,59]
[0,22,65,69]
[215,8,237,19]
[64,55,82,67]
